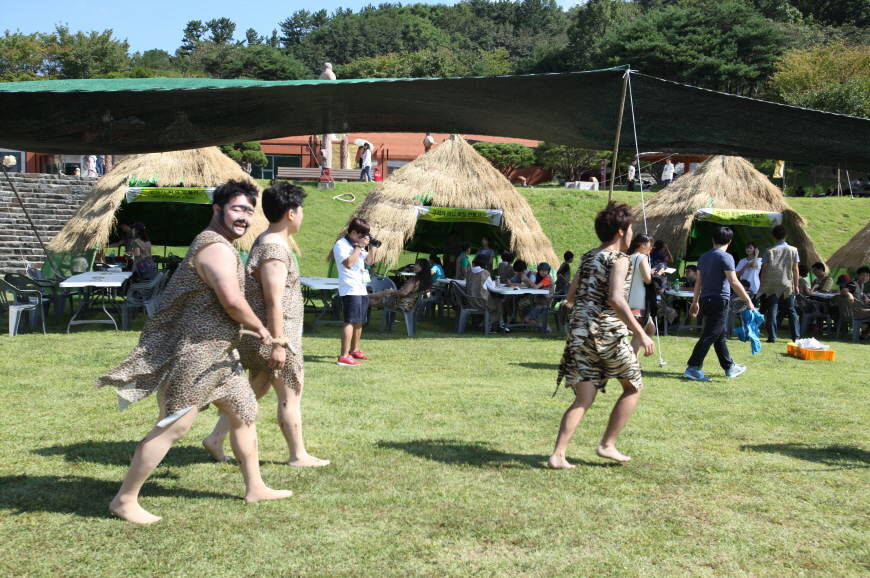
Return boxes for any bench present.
[276,167,362,182]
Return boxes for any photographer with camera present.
[334,217,378,366]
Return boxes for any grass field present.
[1,312,869,577]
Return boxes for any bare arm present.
[759,263,768,282]
[841,286,855,305]
[394,278,418,297]
[563,270,581,309]
[342,245,363,269]
[725,270,755,310]
[689,269,703,318]
[259,259,289,369]
[792,262,800,295]
[195,242,271,344]
[639,258,652,284]
[609,256,654,356]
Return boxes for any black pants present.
[627,179,636,192]
[687,296,734,370]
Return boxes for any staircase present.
[0,173,98,275]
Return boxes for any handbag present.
[136,256,156,275]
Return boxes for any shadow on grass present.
[741,443,870,469]
[376,438,620,469]
[33,440,213,467]
[510,362,559,371]
[0,474,236,518]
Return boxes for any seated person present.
[429,254,445,283]
[797,264,811,296]
[810,262,835,293]
[731,279,752,313]
[466,255,505,333]
[497,251,515,284]
[680,265,698,291]
[456,243,472,279]
[519,262,554,331]
[369,258,432,311]
[507,259,532,286]
[555,251,574,295]
[840,267,870,337]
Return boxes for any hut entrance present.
[404,206,509,262]
[685,208,782,263]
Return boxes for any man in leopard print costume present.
[98,180,292,524]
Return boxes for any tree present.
[219,142,268,174]
[340,48,511,79]
[52,25,130,79]
[534,143,602,182]
[245,29,262,45]
[472,142,535,176]
[770,43,870,118]
[0,31,57,81]
[130,49,173,70]
[180,20,207,54]
[206,18,236,45]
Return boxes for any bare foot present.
[202,436,231,462]
[287,454,331,467]
[109,497,162,524]
[546,455,576,469]
[596,445,631,463]
[244,487,293,503]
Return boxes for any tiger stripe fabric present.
[556,249,642,393]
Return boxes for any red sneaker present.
[349,350,370,360]
[336,355,361,366]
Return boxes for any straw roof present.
[635,155,822,264]
[329,134,557,268]
[48,147,297,254]
[827,221,870,269]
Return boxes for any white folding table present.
[490,285,550,334]
[60,271,133,333]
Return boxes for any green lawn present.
[1,310,869,576]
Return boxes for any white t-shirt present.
[361,150,371,168]
[333,237,369,296]
[662,163,674,180]
[423,135,435,148]
[736,257,761,294]
[627,164,636,180]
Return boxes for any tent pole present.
[1,163,58,274]
[608,71,631,203]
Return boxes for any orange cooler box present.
[787,343,836,361]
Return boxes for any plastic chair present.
[834,295,866,344]
[365,276,397,327]
[121,271,167,330]
[543,293,567,334]
[452,284,491,335]
[0,278,45,336]
[797,294,832,337]
[379,291,426,336]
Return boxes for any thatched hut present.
[636,155,822,265]
[48,147,296,255]
[329,134,557,269]
[827,222,870,270]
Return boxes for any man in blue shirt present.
[685,226,756,381]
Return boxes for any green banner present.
[126,187,214,204]
[415,206,503,226]
[695,208,782,228]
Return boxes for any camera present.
[366,235,382,248]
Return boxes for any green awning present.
[1,67,869,168]
[126,187,215,204]
[695,208,783,227]
[415,206,503,226]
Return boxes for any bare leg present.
[275,371,330,467]
[547,381,598,469]
[350,323,363,353]
[109,405,200,524]
[211,397,292,503]
[340,323,354,357]
[203,371,271,461]
[596,379,642,463]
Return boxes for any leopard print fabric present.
[556,249,642,393]
[96,230,258,425]
[237,242,304,393]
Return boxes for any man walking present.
[627,159,637,192]
[685,226,756,381]
[98,180,291,524]
[757,225,800,343]
[334,217,375,366]
[661,158,674,186]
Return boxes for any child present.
[556,251,574,295]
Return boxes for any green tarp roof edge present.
[0,66,868,169]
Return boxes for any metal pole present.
[1,164,58,274]
[609,71,631,202]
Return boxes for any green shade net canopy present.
[685,208,782,264]
[1,67,869,168]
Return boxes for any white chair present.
[121,271,168,330]
[0,278,46,336]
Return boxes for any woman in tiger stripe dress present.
[548,202,655,469]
